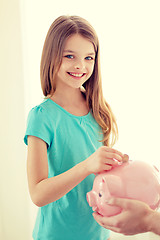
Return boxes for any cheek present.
[57,65,69,78]
[59,60,71,71]
[87,63,95,76]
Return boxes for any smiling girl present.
[24,15,127,240]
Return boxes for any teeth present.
[69,72,84,77]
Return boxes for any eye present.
[64,55,74,59]
[99,193,102,197]
[85,56,94,60]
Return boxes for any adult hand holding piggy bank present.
[87,160,160,217]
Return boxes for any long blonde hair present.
[40,15,118,146]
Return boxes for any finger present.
[104,152,123,162]
[104,147,129,162]
[107,197,133,209]
[103,225,121,233]
[92,212,112,225]
[103,165,113,171]
[93,212,126,234]
[92,212,105,226]
[103,158,120,166]
[93,212,119,229]
[104,147,124,158]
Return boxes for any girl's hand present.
[84,146,128,174]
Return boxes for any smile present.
[67,72,86,78]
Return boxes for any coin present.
[123,154,129,162]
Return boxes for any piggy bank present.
[87,160,160,217]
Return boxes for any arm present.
[27,136,89,207]
[93,198,160,236]
[27,136,125,207]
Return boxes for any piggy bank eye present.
[99,192,102,197]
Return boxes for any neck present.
[50,86,85,107]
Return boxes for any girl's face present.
[55,34,95,90]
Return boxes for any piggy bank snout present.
[87,191,98,207]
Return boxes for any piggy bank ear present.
[100,176,112,199]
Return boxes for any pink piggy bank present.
[87,160,160,217]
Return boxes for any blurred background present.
[0,0,160,239]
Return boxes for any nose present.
[74,59,85,70]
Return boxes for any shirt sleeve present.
[24,105,53,148]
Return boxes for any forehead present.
[63,34,95,54]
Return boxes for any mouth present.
[67,72,86,78]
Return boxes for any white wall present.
[0,0,30,239]
[1,0,160,239]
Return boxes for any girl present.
[24,15,127,240]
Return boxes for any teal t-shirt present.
[24,98,110,240]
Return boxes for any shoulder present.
[24,99,55,147]
[28,98,55,120]
[26,98,65,132]
[27,104,46,125]
[26,99,55,131]
[29,98,51,112]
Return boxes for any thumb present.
[107,197,129,209]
